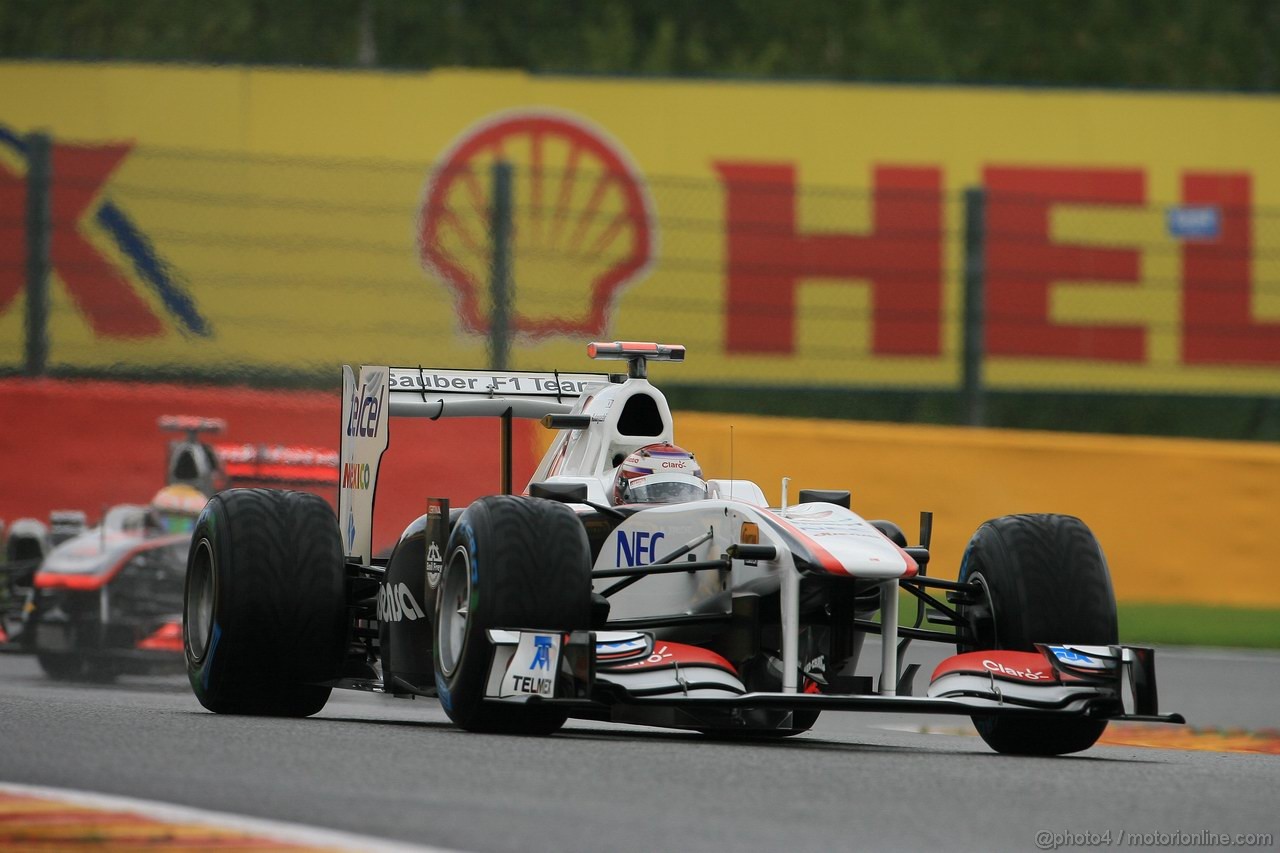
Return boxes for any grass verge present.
[888,598,1280,650]
[1117,602,1280,650]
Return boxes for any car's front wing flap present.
[586,685,1183,723]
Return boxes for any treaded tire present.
[958,513,1118,756]
[183,488,347,717]
[433,495,591,735]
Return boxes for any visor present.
[621,473,708,504]
[156,513,197,534]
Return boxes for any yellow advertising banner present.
[1,62,1279,392]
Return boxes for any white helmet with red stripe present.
[612,443,707,505]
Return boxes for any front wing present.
[481,629,1185,726]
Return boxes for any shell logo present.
[418,110,656,339]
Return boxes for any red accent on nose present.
[136,621,183,652]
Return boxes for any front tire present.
[958,513,1118,756]
[183,489,347,717]
[37,651,91,681]
[434,495,591,735]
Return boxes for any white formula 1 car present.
[182,342,1183,755]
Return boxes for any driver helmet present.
[149,484,207,534]
[613,443,707,505]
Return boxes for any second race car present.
[5,415,337,680]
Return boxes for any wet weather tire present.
[958,513,1118,756]
[183,488,347,717]
[434,495,592,735]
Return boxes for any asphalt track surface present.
[1,642,1277,853]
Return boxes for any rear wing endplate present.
[339,365,613,563]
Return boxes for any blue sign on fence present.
[1166,206,1221,240]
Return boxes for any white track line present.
[0,782,462,853]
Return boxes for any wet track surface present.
[1,644,1277,852]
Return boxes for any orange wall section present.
[663,413,1279,608]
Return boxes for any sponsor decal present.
[425,541,443,589]
[340,462,371,490]
[983,658,1051,681]
[1047,645,1109,669]
[596,636,649,658]
[530,635,554,671]
[597,638,646,652]
[616,530,665,567]
[390,369,598,396]
[345,369,385,438]
[614,642,738,672]
[218,444,339,468]
[376,582,427,622]
[424,497,449,590]
[501,632,560,698]
[338,365,389,564]
[506,674,554,696]
[419,109,656,339]
[622,644,676,669]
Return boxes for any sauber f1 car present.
[3,416,336,680]
[182,343,1183,755]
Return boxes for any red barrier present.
[0,379,538,554]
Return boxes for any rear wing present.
[158,415,225,437]
[214,443,338,487]
[160,414,337,492]
[339,365,614,563]
[385,367,615,418]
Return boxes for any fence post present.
[489,161,513,371]
[962,186,987,427]
[24,131,52,377]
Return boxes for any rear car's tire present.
[434,495,591,735]
[36,651,90,681]
[958,513,1118,755]
[183,488,347,717]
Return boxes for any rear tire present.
[433,495,591,735]
[957,513,1117,756]
[183,489,347,717]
